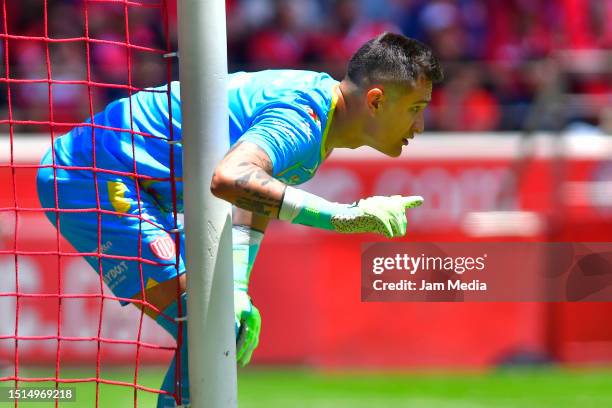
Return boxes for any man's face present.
[363,77,432,157]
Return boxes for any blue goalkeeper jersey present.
[51,70,339,211]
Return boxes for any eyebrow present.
[411,99,431,105]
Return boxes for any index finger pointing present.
[401,195,424,209]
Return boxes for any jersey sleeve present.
[239,105,322,179]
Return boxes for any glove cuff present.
[279,186,342,230]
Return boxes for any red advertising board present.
[1,134,612,367]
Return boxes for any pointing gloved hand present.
[330,195,424,238]
[279,186,423,238]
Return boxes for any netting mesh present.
[0,1,182,406]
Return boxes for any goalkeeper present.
[36,32,442,407]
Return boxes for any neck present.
[325,80,366,152]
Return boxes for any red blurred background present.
[2,133,612,368]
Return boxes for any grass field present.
[4,366,612,407]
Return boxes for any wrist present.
[279,186,348,230]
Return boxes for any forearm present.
[211,142,285,218]
[215,167,338,229]
[211,142,338,226]
[231,173,285,219]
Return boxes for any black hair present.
[346,32,444,88]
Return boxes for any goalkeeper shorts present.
[36,148,185,305]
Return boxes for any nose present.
[413,111,425,134]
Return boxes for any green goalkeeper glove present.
[279,186,424,238]
[233,225,263,367]
[234,289,261,367]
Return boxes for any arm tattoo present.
[218,141,285,217]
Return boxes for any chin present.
[376,146,402,158]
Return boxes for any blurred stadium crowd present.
[3,0,612,133]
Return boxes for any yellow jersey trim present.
[320,84,339,161]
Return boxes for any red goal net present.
[0,1,182,406]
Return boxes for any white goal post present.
[177,1,238,407]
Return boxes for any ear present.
[366,87,384,113]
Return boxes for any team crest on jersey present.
[150,234,176,260]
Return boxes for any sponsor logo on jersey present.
[149,234,176,260]
[103,260,128,290]
[88,240,113,259]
